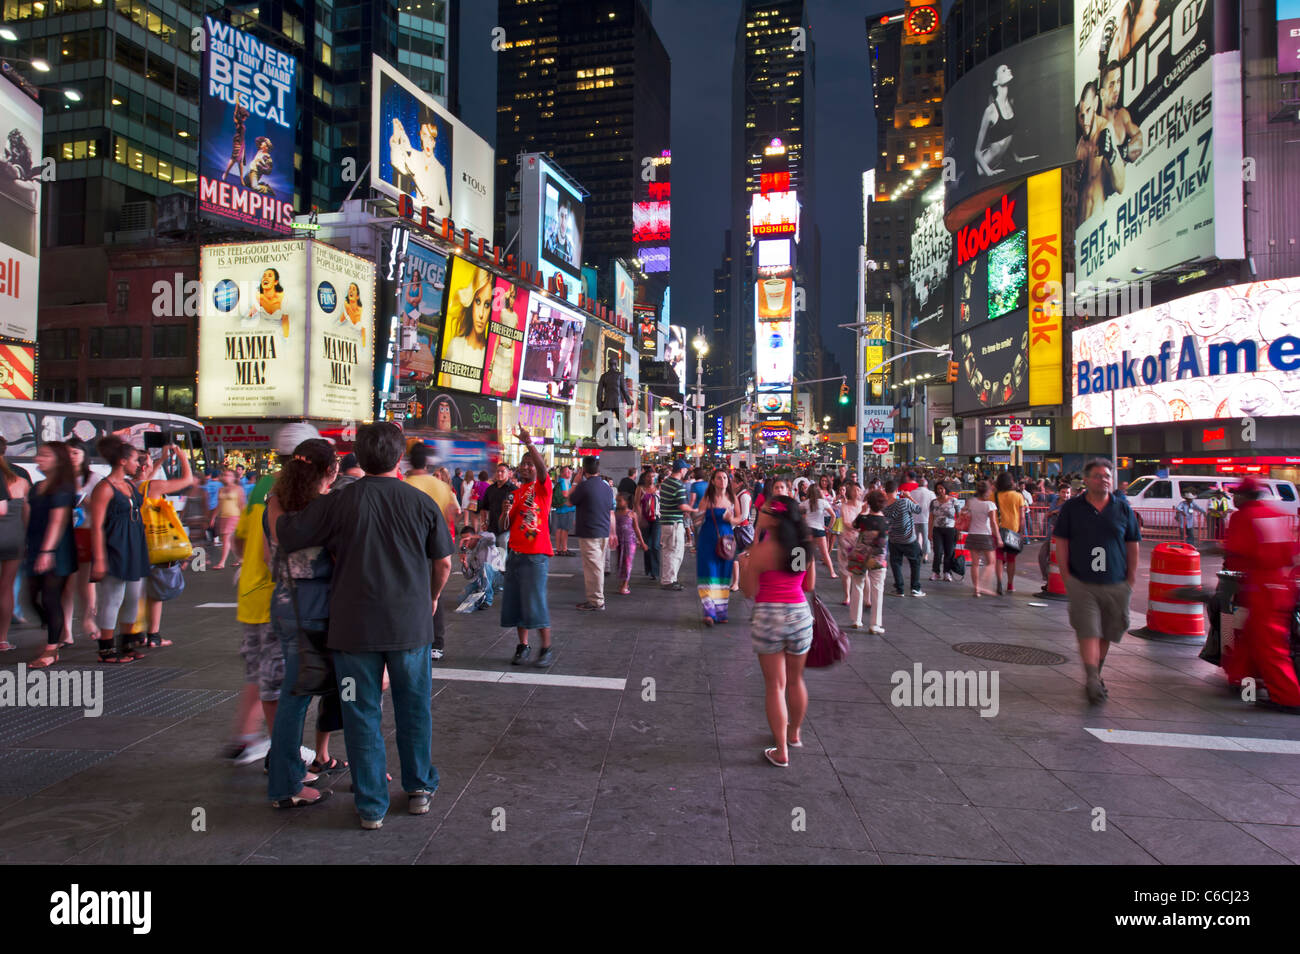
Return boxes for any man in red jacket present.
[1223,477,1300,711]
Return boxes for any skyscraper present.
[726,0,817,420]
[493,0,670,303]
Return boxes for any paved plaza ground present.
[1,540,1298,865]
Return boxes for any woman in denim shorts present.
[737,495,816,769]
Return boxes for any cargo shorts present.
[239,622,284,702]
[1064,577,1133,644]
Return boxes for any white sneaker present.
[869,625,885,635]
[929,573,940,582]
[233,736,271,765]
[299,745,316,766]
[911,590,925,597]
[944,572,953,582]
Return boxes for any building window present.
[152,324,188,358]
[89,327,142,360]
[88,379,142,409]
[152,378,194,416]
[38,328,78,361]
[116,280,130,311]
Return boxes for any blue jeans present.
[333,646,437,822]
[267,620,313,802]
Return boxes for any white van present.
[1123,474,1300,516]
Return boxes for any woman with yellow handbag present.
[134,447,195,649]
[87,438,194,663]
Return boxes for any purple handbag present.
[806,592,851,668]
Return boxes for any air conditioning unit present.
[156,193,196,235]
[117,200,154,232]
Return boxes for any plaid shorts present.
[750,601,814,656]
[239,622,284,702]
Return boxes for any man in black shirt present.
[617,468,638,500]
[482,461,518,549]
[278,422,454,830]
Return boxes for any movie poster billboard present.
[397,239,447,384]
[198,17,297,234]
[370,55,494,240]
[1281,0,1300,70]
[308,242,376,421]
[614,261,634,328]
[198,240,308,417]
[942,28,1074,225]
[436,257,492,394]
[1072,0,1242,285]
[541,174,585,278]
[571,319,605,438]
[0,73,42,341]
[667,325,687,398]
[518,154,585,304]
[909,186,950,336]
[481,276,529,401]
[518,295,585,404]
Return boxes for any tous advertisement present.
[198,240,308,417]
[942,28,1075,226]
[954,317,1030,414]
[519,296,585,404]
[370,55,494,240]
[1072,0,1243,284]
[198,16,297,234]
[1071,277,1300,428]
[308,242,376,421]
[0,71,42,341]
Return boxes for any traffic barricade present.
[1039,547,1068,601]
[1133,542,1205,639]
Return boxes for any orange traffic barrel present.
[1141,542,1205,638]
[954,531,971,567]
[1039,547,1068,600]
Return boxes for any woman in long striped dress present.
[684,468,741,626]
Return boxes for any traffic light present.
[838,381,850,405]
[946,360,958,383]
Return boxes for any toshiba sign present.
[956,193,1021,267]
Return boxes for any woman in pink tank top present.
[738,494,816,768]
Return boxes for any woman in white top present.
[799,484,838,579]
[963,480,1002,598]
[729,474,753,592]
[836,483,865,605]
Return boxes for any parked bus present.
[0,400,208,511]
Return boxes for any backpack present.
[551,478,567,510]
[639,491,659,524]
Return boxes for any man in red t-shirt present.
[898,470,919,493]
[502,424,556,667]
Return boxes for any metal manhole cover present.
[952,643,1068,666]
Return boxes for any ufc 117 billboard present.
[1072,0,1242,285]
[1071,277,1300,428]
[198,17,297,234]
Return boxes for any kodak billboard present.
[1027,168,1062,406]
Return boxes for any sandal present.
[97,649,135,664]
[29,649,58,669]
[272,788,329,809]
[0,641,14,652]
[309,757,348,773]
[145,635,173,647]
[763,747,789,768]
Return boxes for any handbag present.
[274,552,335,697]
[140,481,192,565]
[1000,529,1023,554]
[806,593,851,668]
[146,562,185,601]
[711,508,736,561]
[954,507,972,533]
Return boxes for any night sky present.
[459,0,895,360]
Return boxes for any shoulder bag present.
[711,508,736,561]
[274,551,335,697]
[954,505,973,533]
[806,592,851,668]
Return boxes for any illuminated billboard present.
[396,238,447,384]
[757,239,792,279]
[308,242,377,422]
[199,239,308,417]
[519,295,585,404]
[0,71,42,340]
[1072,0,1242,285]
[614,261,634,328]
[954,184,1028,331]
[1027,169,1063,406]
[757,278,794,320]
[0,343,34,399]
[1282,0,1300,69]
[667,325,687,398]
[370,55,494,240]
[954,318,1029,415]
[198,16,297,234]
[979,416,1055,452]
[434,257,529,400]
[519,153,584,303]
[632,201,670,243]
[639,246,670,273]
[1071,278,1300,429]
[750,190,800,243]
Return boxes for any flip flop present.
[763,747,789,768]
[272,789,329,809]
[28,650,58,669]
[309,757,348,773]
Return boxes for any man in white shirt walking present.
[910,477,936,564]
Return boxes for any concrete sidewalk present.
[0,545,1296,865]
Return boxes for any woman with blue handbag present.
[22,443,77,669]
[265,438,338,809]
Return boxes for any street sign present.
[1009,423,1024,442]
[872,438,890,455]
[865,338,886,346]
[386,400,409,414]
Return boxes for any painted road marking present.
[196,602,239,608]
[1086,727,1300,754]
[433,667,625,691]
